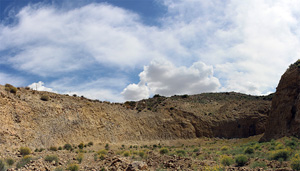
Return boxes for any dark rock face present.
[260,64,300,141]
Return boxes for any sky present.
[1,0,300,102]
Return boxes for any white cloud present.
[48,77,127,102]
[27,79,124,102]
[0,3,188,76]
[0,4,146,75]
[161,0,300,95]
[28,81,54,92]
[122,59,220,100]
[68,89,124,102]
[2,0,300,101]
[121,81,149,101]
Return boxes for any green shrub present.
[193,148,200,152]
[139,151,145,158]
[182,94,189,98]
[250,161,266,169]
[23,155,32,160]
[220,155,234,166]
[221,146,229,151]
[78,143,84,149]
[41,95,49,101]
[153,94,161,98]
[268,146,275,151]
[44,155,59,165]
[75,149,86,154]
[105,143,109,150]
[64,144,72,150]
[0,159,7,171]
[228,147,244,155]
[270,149,290,161]
[270,139,276,146]
[16,155,32,168]
[58,146,62,150]
[159,148,169,155]
[76,153,84,164]
[35,148,44,152]
[176,150,186,156]
[123,151,130,157]
[6,157,15,166]
[254,144,261,150]
[93,154,98,161]
[99,154,105,160]
[235,154,248,166]
[289,60,300,70]
[5,84,17,94]
[286,139,298,149]
[88,142,93,146]
[291,154,300,170]
[66,164,79,171]
[244,147,254,154]
[10,87,17,94]
[97,149,108,155]
[49,146,58,151]
[275,143,284,150]
[20,147,31,156]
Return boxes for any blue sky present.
[1,0,300,102]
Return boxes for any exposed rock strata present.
[0,85,271,149]
[261,61,300,141]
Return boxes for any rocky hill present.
[0,84,271,150]
[261,60,300,141]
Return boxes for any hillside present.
[0,84,271,151]
[261,60,300,141]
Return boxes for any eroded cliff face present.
[261,62,300,142]
[0,85,271,150]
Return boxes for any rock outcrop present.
[0,85,271,149]
[261,60,300,141]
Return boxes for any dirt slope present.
[0,85,271,150]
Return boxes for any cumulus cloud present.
[0,3,187,76]
[28,81,54,92]
[2,0,300,101]
[161,0,300,95]
[122,59,220,100]
[121,82,149,101]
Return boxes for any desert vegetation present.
[40,95,50,101]
[4,84,17,94]
[288,59,300,70]
[0,136,300,170]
